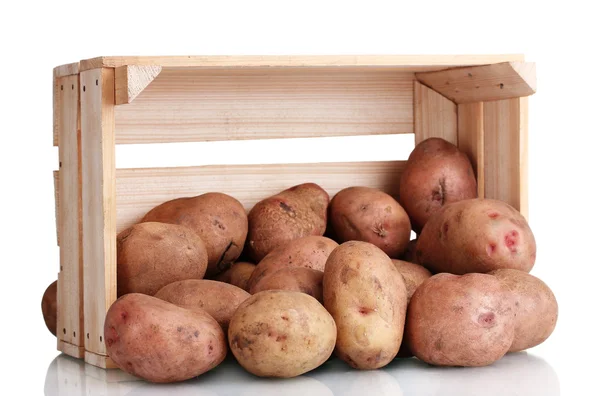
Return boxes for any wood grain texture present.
[54,62,80,78]
[458,102,485,197]
[84,351,118,369]
[519,97,529,220]
[57,339,85,359]
[414,81,457,145]
[115,65,162,105]
[54,170,59,245]
[416,62,536,103]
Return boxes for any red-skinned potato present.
[42,280,57,336]
[215,262,256,291]
[250,267,324,302]
[401,239,418,263]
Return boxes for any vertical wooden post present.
[414,81,457,145]
[457,102,485,198]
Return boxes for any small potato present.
[416,198,536,274]
[329,187,411,258]
[406,273,516,367]
[489,269,558,352]
[401,239,418,263]
[104,293,226,383]
[323,241,407,369]
[215,262,256,291]
[41,280,57,336]
[250,267,324,302]
[229,290,336,378]
[117,222,208,296]
[392,260,432,301]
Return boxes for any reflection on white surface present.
[45,352,559,396]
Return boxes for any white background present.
[1,0,598,394]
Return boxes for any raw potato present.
[247,236,337,291]
[489,269,558,352]
[250,267,324,302]
[141,192,248,276]
[117,222,208,296]
[401,239,418,263]
[215,262,256,291]
[329,187,411,258]
[398,137,477,232]
[104,293,226,383]
[416,198,536,274]
[392,260,432,301]
[246,183,329,262]
[406,273,516,367]
[323,241,407,369]
[42,280,57,336]
[229,290,336,378]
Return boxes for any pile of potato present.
[41,137,558,383]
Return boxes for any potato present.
[401,239,418,263]
[104,293,226,383]
[229,290,336,377]
[214,261,256,291]
[323,241,407,369]
[328,187,411,258]
[392,259,431,301]
[141,192,248,276]
[406,273,516,367]
[416,198,536,274]
[247,236,337,291]
[489,269,558,352]
[398,137,477,232]
[117,222,208,296]
[246,183,329,262]
[41,280,57,336]
[250,267,324,302]
[154,279,250,331]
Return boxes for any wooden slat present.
[458,102,485,197]
[114,69,414,144]
[414,81,457,145]
[57,339,85,358]
[84,351,118,369]
[54,62,80,78]
[519,97,529,220]
[115,161,405,233]
[54,170,59,245]
[115,65,162,105]
[80,68,116,360]
[416,62,536,103]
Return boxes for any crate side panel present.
[414,81,457,145]
[458,102,485,197]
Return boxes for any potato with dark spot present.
[246,183,329,262]
[154,279,250,331]
[399,137,477,233]
[323,241,407,369]
[416,198,536,274]
[117,222,208,296]
[401,239,418,263]
[215,262,256,291]
[104,293,226,383]
[41,280,57,336]
[329,187,411,258]
[229,290,336,378]
[141,192,248,276]
[489,269,558,352]
[250,267,324,302]
[406,273,516,367]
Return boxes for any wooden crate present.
[52,55,536,368]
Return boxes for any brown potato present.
[141,192,248,276]
[154,279,250,331]
[401,239,418,263]
[117,222,208,296]
[328,187,411,258]
[250,267,324,302]
[42,280,57,336]
[489,269,558,352]
[214,262,256,291]
[406,273,516,367]
[104,293,226,383]
[229,290,336,378]
[416,198,536,274]
[323,241,407,369]
[392,260,432,301]
[398,137,477,232]
[246,183,329,262]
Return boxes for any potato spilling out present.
[215,261,256,291]
[41,280,57,336]
[250,267,324,302]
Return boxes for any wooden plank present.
[54,170,59,245]
[80,68,116,359]
[54,62,80,78]
[115,161,405,233]
[114,69,414,144]
[416,62,536,103]
[414,81,457,145]
[85,351,118,369]
[115,65,161,105]
[57,339,85,358]
[458,102,485,197]
[519,97,529,220]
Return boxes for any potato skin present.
[416,198,536,274]
[229,290,336,378]
[489,269,558,352]
[117,222,208,296]
[406,273,516,367]
[141,192,248,276]
[104,293,226,383]
[247,183,329,262]
[250,267,324,302]
[323,241,407,369]
[215,262,256,291]
[329,187,411,258]
[401,239,418,263]
[392,260,431,301]
[154,279,250,331]
[399,137,477,233]
[42,280,57,336]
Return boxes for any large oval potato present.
[329,187,411,258]
[41,280,57,336]
[104,293,226,383]
[250,267,324,302]
[214,262,256,291]
[416,198,536,274]
[229,290,336,377]
[154,279,250,331]
[246,183,329,262]
[141,192,248,276]
[489,269,558,352]
[323,241,407,369]
[117,222,208,296]
[406,273,516,367]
